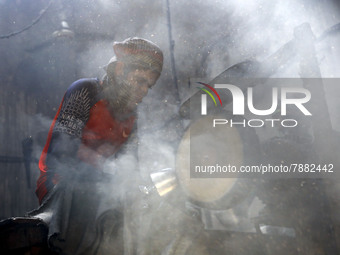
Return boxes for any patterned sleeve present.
[45,79,99,172]
[54,87,92,138]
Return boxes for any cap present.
[112,37,163,75]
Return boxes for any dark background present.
[1,0,340,253]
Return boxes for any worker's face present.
[125,68,158,105]
[114,64,159,112]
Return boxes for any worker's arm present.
[44,79,100,177]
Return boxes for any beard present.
[102,74,139,120]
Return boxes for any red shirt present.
[36,78,135,204]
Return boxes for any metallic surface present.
[150,168,178,197]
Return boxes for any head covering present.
[106,37,163,77]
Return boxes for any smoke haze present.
[1,0,340,253]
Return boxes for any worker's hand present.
[96,143,117,158]
[77,144,106,170]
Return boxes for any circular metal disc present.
[176,115,244,204]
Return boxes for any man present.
[30,37,163,254]
[36,37,163,203]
